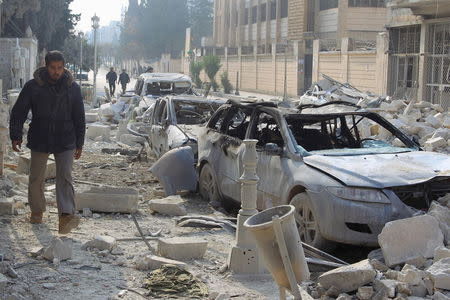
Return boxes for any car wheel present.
[290,192,333,250]
[199,163,221,207]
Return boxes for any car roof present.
[166,95,226,105]
[138,72,192,83]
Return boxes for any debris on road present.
[42,237,72,262]
[149,195,187,216]
[158,237,208,260]
[75,186,139,213]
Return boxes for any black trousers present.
[108,82,116,96]
[121,83,127,93]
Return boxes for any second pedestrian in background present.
[118,69,130,94]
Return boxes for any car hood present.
[303,151,450,188]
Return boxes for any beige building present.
[210,0,388,95]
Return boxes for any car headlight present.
[327,187,390,204]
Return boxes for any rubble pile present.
[306,194,450,300]
[301,75,450,154]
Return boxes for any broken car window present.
[223,107,252,140]
[208,107,228,132]
[252,113,284,148]
[145,81,192,96]
[173,100,221,125]
[153,100,168,125]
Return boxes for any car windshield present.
[285,113,418,156]
[146,81,192,96]
[173,100,222,125]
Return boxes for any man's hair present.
[122,69,126,72]
[45,51,65,66]
[110,67,114,71]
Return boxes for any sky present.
[70,0,129,33]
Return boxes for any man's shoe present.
[58,214,80,234]
[30,212,43,224]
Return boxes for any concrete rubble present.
[158,237,208,260]
[134,254,186,271]
[75,186,139,213]
[148,195,187,216]
[42,237,72,262]
[82,235,117,251]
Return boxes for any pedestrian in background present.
[106,67,117,96]
[118,69,130,94]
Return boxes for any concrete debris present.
[0,198,14,215]
[434,291,450,300]
[427,202,450,244]
[0,273,8,291]
[134,254,186,271]
[378,215,444,267]
[374,279,398,298]
[29,246,44,257]
[438,194,450,207]
[42,237,72,262]
[0,262,18,278]
[369,259,390,272]
[86,123,111,141]
[158,237,208,260]
[82,235,117,251]
[434,246,450,262]
[148,195,187,216]
[336,293,353,300]
[75,186,139,213]
[356,286,374,300]
[425,137,447,152]
[119,133,146,147]
[397,265,424,285]
[318,259,377,293]
[85,112,99,123]
[426,258,450,290]
[16,153,56,179]
[82,207,93,218]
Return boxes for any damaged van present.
[197,100,450,248]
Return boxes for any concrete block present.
[398,267,423,285]
[75,186,138,213]
[85,113,99,123]
[158,237,208,260]
[431,104,445,113]
[318,259,377,293]
[43,237,72,261]
[443,116,450,129]
[432,128,450,140]
[414,101,432,108]
[16,154,56,179]
[425,137,447,151]
[356,286,374,300]
[425,115,443,128]
[82,235,116,251]
[426,258,450,290]
[149,195,187,216]
[378,215,444,267]
[428,201,450,244]
[434,246,450,262]
[0,198,14,215]
[135,254,186,271]
[374,279,398,298]
[119,134,146,147]
[86,123,110,141]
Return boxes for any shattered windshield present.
[173,100,222,125]
[146,81,192,96]
[285,114,417,156]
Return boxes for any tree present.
[189,60,203,88]
[187,0,213,47]
[63,35,95,74]
[203,55,221,92]
[221,71,233,94]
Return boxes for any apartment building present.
[386,0,450,109]
[211,0,388,95]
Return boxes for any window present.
[174,100,221,125]
[223,107,253,140]
[280,0,288,18]
[260,3,267,22]
[153,100,168,125]
[348,0,385,7]
[208,108,228,132]
[270,0,277,20]
[319,0,338,10]
[244,8,249,25]
[251,6,257,24]
[253,113,284,148]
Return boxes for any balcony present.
[386,0,450,17]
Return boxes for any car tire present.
[199,163,222,207]
[290,192,333,250]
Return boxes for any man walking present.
[118,69,130,94]
[106,67,117,96]
[10,51,85,234]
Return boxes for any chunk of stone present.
[158,237,208,260]
[432,128,450,140]
[337,293,353,300]
[29,246,44,257]
[0,198,14,215]
[410,281,428,297]
[357,286,374,300]
[374,279,398,298]
[43,237,72,261]
[433,291,450,300]
[369,259,389,272]
[75,186,138,213]
[434,246,450,262]
[437,194,450,207]
[428,202,450,244]
[85,113,98,123]
[119,134,146,147]
[443,116,450,129]
[425,115,442,128]
[135,255,186,271]
[82,235,116,251]
[148,195,187,216]
[426,258,450,290]
[378,215,444,267]
[398,268,423,286]
[425,137,447,151]
[86,123,110,141]
[318,259,377,293]
[16,153,56,179]
[82,208,93,218]
[0,273,8,291]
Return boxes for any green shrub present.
[202,55,221,92]
[220,71,233,94]
[189,61,203,88]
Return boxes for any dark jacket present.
[118,72,130,84]
[9,67,86,154]
[106,71,117,83]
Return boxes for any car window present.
[208,107,228,131]
[223,107,252,140]
[252,113,284,148]
[173,100,221,125]
[153,100,168,125]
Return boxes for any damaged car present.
[197,100,450,248]
[149,95,225,157]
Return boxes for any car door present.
[249,111,286,208]
[150,99,169,157]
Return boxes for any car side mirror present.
[264,143,283,156]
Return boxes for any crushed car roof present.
[139,72,192,83]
